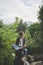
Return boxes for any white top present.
[19,38,23,47]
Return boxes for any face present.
[20,33,24,38]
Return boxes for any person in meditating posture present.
[15,31,27,58]
[13,31,30,65]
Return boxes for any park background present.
[0,0,43,65]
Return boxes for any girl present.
[16,31,27,57]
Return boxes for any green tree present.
[28,23,40,38]
[38,5,43,50]
[17,19,27,32]
[0,19,19,65]
[0,19,3,28]
[27,23,42,54]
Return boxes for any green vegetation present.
[0,5,43,65]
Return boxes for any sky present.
[0,0,42,24]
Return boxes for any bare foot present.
[22,56,26,61]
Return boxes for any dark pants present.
[15,48,27,58]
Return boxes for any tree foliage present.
[17,19,27,32]
[0,5,43,64]
[38,5,43,49]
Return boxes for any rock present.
[34,54,43,62]
[30,61,43,65]
[27,54,43,63]
[14,57,24,65]
[27,55,34,63]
